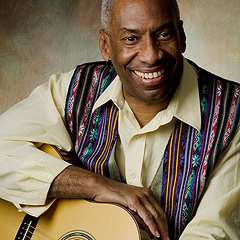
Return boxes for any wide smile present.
[134,69,165,79]
[132,69,166,85]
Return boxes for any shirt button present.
[130,173,136,179]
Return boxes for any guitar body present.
[0,145,141,239]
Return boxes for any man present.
[0,0,239,239]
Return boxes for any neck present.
[124,96,170,128]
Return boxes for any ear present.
[99,29,111,62]
[178,20,186,53]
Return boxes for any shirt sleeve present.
[0,69,75,216]
[180,123,240,239]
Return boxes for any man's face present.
[100,0,186,105]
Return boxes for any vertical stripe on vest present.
[66,62,118,177]
[160,72,240,239]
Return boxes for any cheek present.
[113,45,138,67]
[165,45,180,59]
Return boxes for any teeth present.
[134,69,165,79]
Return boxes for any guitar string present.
[22,221,32,240]
[19,221,37,240]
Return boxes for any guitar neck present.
[15,214,39,240]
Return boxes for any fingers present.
[128,209,154,239]
[146,193,169,240]
[93,178,169,239]
[126,188,169,240]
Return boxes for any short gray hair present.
[101,0,114,34]
[101,0,180,34]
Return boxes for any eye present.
[122,36,139,45]
[157,30,175,42]
[160,32,171,38]
[126,36,137,42]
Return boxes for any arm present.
[49,165,169,240]
[0,69,169,239]
[180,124,240,239]
[0,70,74,212]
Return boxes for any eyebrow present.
[119,22,175,34]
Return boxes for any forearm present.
[48,165,106,199]
[0,70,74,205]
[0,140,70,205]
[48,165,169,240]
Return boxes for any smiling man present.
[0,0,240,240]
[99,0,186,127]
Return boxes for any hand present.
[49,166,169,239]
[93,177,169,240]
[128,209,154,239]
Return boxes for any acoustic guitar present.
[0,144,141,240]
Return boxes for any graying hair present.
[101,0,180,34]
[101,0,114,34]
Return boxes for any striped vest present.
[65,61,240,239]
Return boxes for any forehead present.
[111,0,176,30]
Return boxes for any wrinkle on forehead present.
[119,22,176,37]
[110,0,177,33]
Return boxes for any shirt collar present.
[93,74,124,111]
[171,58,201,131]
[93,57,201,131]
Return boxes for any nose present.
[138,37,162,65]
